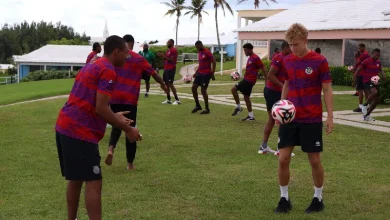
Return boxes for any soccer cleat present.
[231,107,243,116]
[200,109,210,114]
[191,106,202,113]
[258,146,274,154]
[162,100,172,104]
[363,114,375,121]
[172,100,181,105]
[275,197,292,213]
[145,93,149,98]
[353,107,362,112]
[305,197,324,214]
[361,105,368,115]
[242,116,255,121]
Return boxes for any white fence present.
[0,75,17,85]
[177,53,198,63]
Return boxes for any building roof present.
[0,64,14,69]
[13,44,143,65]
[235,0,390,32]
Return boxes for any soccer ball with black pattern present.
[230,71,240,81]
[271,100,296,124]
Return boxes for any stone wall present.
[345,40,390,67]
[308,40,343,66]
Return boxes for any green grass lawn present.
[0,79,74,105]
[371,116,390,122]
[215,61,236,72]
[0,95,389,219]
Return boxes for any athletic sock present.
[280,185,289,200]
[314,186,323,201]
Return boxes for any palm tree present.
[214,0,234,51]
[162,0,186,47]
[237,0,277,9]
[184,0,209,41]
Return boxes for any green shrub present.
[330,66,353,86]
[21,70,78,82]
[262,59,271,71]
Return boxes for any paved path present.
[1,84,390,133]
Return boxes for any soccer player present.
[355,48,386,121]
[275,23,334,214]
[191,41,216,114]
[272,48,280,59]
[352,44,370,112]
[86,42,102,64]
[55,35,142,220]
[314,48,321,54]
[158,39,181,105]
[258,41,291,154]
[231,43,267,121]
[105,35,167,170]
[139,43,156,97]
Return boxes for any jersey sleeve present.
[97,69,116,96]
[320,59,332,83]
[271,56,282,70]
[257,58,264,69]
[208,51,215,62]
[142,58,156,76]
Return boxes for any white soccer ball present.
[230,71,240,81]
[271,100,296,124]
[371,76,380,85]
[183,75,192,84]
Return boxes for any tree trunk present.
[197,16,200,41]
[215,6,221,51]
[176,17,179,47]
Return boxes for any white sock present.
[314,186,323,201]
[359,104,363,109]
[248,111,254,118]
[280,185,289,200]
[237,104,241,109]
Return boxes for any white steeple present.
[103,20,109,40]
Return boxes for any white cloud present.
[0,0,305,42]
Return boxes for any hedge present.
[21,70,78,82]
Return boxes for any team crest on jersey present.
[377,64,380,67]
[305,67,313,75]
[249,61,252,64]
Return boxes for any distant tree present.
[237,0,277,8]
[184,0,209,41]
[48,38,89,45]
[161,0,186,47]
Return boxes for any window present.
[243,40,268,47]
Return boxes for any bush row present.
[21,70,78,82]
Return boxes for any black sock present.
[195,100,201,107]
[174,94,179,101]
[167,94,171,101]
[205,104,209,110]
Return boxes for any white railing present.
[0,75,17,85]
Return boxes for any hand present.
[115,111,133,125]
[192,74,196,78]
[325,117,334,135]
[125,127,142,143]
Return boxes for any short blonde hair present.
[285,23,308,42]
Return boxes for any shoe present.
[363,114,375,121]
[192,106,202,113]
[172,100,181,105]
[232,107,243,116]
[200,109,210,114]
[127,163,135,170]
[353,107,362,112]
[162,100,172,104]
[258,146,273,154]
[361,105,368,115]
[305,197,324,213]
[145,93,149,98]
[275,197,292,213]
[241,116,255,121]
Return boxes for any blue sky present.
[0,0,306,41]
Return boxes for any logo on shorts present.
[93,166,100,174]
[315,141,321,147]
[109,80,113,84]
[305,67,313,75]
[278,137,280,143]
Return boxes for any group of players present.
[53,21,385,219]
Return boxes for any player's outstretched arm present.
[96,93,141,141]
[322,83,334,134]
[152,74,168,93]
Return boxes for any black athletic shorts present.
[142,72,151,81]
[264,87,281,111]
[193,74,212,88]
[236,80,254,96]
[56,131,102,181]
[278,122,323,153]
[163,68,176,84]
[356,75,364,90]
[363,81,379,93]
